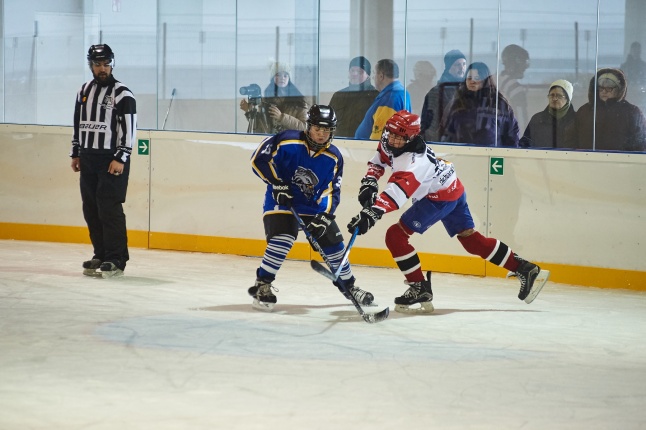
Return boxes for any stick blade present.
[310,260,336,281]
[362,307,390,323]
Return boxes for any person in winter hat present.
[420,49,467,141]
[329,56,379,137]
[520,79,576,148]
[239,60,308,133]
[567,68,646,151]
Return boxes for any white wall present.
[1,124,645,287]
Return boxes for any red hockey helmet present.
[384,110,421,140]
[381,110,422,156]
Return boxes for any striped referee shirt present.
[70,75,137,163]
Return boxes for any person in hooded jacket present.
[420,49,466,141]
[567,68,646,152]
[520,79,576,148]
[441,62,519,147]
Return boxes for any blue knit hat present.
[349,56,371,75]
[443,49,466,70]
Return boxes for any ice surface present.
[1,240,645,429]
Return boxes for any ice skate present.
[248,278,277,312]
[334,279,374,306]
[349,286,374,306]
[394,272,434,314]
[99,261,124,279]
[515,260,549,304]
[82,259,102,277]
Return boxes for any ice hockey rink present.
[1,239,645,430]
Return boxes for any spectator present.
[406,60,436,115]
[239,61,308,134]
[354,59,412,140]
[498,44,530,131]
[568,68,646,152]
[420,49,466,141]
[621,41,646,107]
[328,56,379,138]
[441,62,519,147]
[520,79,576,148]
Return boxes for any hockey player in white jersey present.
[248,104,374,311]
[347,110,549,314]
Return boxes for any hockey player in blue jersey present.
[248,104,374,311]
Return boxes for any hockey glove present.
[358,176,379,208]
[272,182,293,206]
[347,207,384,235]
[307,212,335,240]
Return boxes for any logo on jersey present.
[79,123,107,130]
[292,166,319,199]
[438,165,455,185]
[101,95,114,110]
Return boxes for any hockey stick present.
[289,207,389,324]
[162,88,176,130]
[310,227,358,281]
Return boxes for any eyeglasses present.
[598,86,617,93]
[547,94,566,100]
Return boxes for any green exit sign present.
[490,157,504,175]
[138,139,150,155]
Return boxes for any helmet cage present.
[305,105,337,151]
[381,110,421,156]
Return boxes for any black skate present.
[515,259,550,304]
[334,279,374,306]
[99,261,124,279]
[394,272,434,314]
[248,278,277,312]
[82,259,102,277]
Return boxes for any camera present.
[239,83,262,98]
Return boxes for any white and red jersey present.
[366,142,464,214]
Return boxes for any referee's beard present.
[93,71,112,86]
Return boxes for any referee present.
[70,44,137,278]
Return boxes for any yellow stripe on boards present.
[1,222,644,292]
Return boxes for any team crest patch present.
[292,166,319,199]
[101,95,114,110]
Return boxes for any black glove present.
[358,177,379,208]
[347,207,384,235]
[272,182,293,206]
[307,212,335,240]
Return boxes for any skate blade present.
[101,269,124,279]
[83,269,103,278]
[394,301,435,314]
[252,299,275,312]
[524,270,550,304]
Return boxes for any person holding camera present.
[248,104,374,311]
[239,61,308,134]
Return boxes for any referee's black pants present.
[79,153,130,270]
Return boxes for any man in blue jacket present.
[354,59,411,140]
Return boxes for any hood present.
[588,67,627,103]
